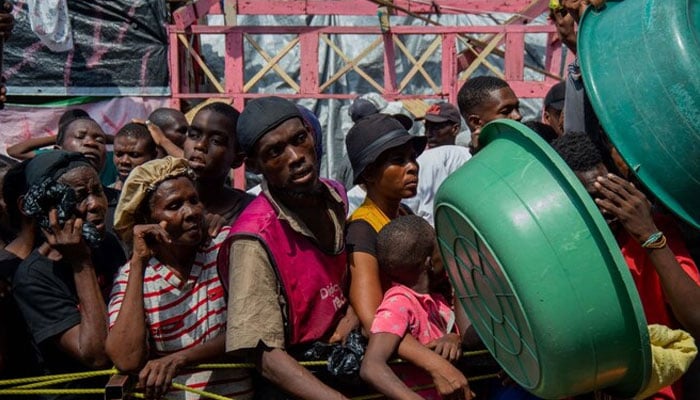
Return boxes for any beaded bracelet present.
[642,231,667,249]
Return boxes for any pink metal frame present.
[167,1,571,188]
[168,0,570,110]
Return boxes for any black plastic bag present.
[304,329,367,381]
[23,177,102,248]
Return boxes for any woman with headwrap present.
[11,151,126,392]
[106,157,253,400]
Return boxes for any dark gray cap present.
[237,97,303,155]
[24,151,93,186]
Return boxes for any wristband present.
[641,231,667,249]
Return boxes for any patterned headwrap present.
[21,151,103,248]
[114,156,194,243]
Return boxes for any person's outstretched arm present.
[133,119,184,158]
[257,346,348,400]
[361,332,424,400]
[595,174,700,337]
[6,136,57,160]
[398,334,472,399]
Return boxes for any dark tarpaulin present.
[2,0,169,96]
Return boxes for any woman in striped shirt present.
[106,157,253,400]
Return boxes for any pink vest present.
[218,179,348,345]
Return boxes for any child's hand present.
[428,361,473,399]
[427,333,462,362]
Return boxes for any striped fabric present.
[109,227,253,400]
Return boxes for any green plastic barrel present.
[579,0,700,229]
[434,120,650,399]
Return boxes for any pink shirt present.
[371,284,456,344]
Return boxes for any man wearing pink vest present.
[219,96,355,400]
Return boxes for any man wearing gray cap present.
[543,81,566,137]
[218,96,354,400]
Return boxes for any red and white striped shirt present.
[109,227,253,400]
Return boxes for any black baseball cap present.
[423,102,462,124]
[544,81,566,111]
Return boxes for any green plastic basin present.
[579,0,700,229]
[434,120,650,399]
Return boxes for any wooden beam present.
[177,34,226,93]
[394,35,441,93]
[456,36,505,78]
[319,35,384,93]
[243,35,300,93]
[459,32,504,81]
[172,0,220,29]
[223,0,237,26]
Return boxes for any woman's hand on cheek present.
[132,221,171,262]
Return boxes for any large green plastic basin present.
[434,120,650,399]
[579,0,700,229]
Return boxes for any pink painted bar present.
[167,27,182,109]
[299,31,319,95]
[509,80,552,98]
[225,32,245,100]
[442,33,458,104]
[174,24,558,35]
[171,84,552,99]
[172,93,444,100]
[230,0,547,16]
[383,33,398,96]
[504,31,525,81]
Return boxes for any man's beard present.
[270,179,325,203]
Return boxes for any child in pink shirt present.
[361,215,472,400]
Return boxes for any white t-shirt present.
[403,145,471,226]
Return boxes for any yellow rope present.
[14,376,93,389]
[0,368,117,386]
[190,350,489,370]
[0,350,497,398]
[130,392,176,400]
[0,388,105,395]
[171,382,237,400]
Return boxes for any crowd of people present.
[0,0,699,400]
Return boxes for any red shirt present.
[617,214,700,400]
[617,215,700,327]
